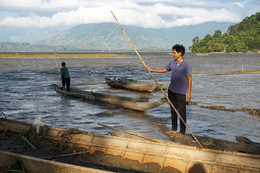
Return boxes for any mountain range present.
[0,22,234,51]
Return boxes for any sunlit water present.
[0,52,259,143]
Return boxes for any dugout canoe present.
[0,118,259,173]
[105,77,167,92]
[53,84,166,111]
[153,123,260,155]
[0,150,113,173]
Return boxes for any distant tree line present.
[191,12,260,53]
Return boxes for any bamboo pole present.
[21,136,37,150]
[111,11,203,148]
[55,58,63,86]
[44,151,87,160]
[55,58,60,77]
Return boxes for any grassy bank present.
[0,53,129,58]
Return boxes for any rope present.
[111,11,203,149]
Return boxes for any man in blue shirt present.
[146,44,192,137]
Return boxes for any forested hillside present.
[0,22,233,52]
[191,12,260,53]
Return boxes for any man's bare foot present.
[176,133,184,138]
[166,130,176,134]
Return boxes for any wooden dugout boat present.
[153,123,260,155]
[103,123,260,155]
[105,77,167,92]
[0,150,113,173]
[0,118,259,173]
[53,84,166,111]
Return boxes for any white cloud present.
[234,2,244,7]
[0,0,258,29]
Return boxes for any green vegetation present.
[191,12,260,53]
[0,22,233,52]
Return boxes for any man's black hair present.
[61,62,66,66]
[172,44,185,56]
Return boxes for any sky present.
[0,0,259,43]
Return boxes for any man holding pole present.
[146,44,192,138]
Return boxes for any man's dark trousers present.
[168,90,186,134]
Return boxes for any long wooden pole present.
[55,58,60,76]
[55,58,63,86]
[111,11,203,148]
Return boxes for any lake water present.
[0,52,259,143]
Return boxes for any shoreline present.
[0,51,259,58]
[0,53,129,58]
[195,50,260,55]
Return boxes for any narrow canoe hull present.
[154,123,260,155]
[0,150,113,173]
[105,77,166,92]
[53,84,166,111]
[1,118,259,173]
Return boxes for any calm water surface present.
[0,52,259,143]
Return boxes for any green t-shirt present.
[60,67,70,78]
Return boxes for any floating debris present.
[200,105,260,117]
[193,69,260,76]
[200,105,238,112]
[188,101,198,105]
[241,107,260,117]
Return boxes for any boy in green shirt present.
[60,62,70,91]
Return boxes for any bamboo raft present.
[0,118,259,173]
[53,84,166,111]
